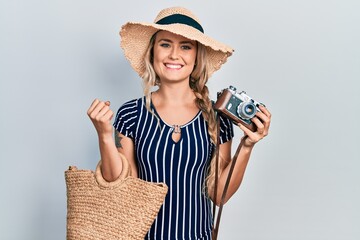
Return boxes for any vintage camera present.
[214,86,264,131]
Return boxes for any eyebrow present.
[158,38,195,46]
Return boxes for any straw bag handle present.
[94,153,132,188]
[212,117,246,240]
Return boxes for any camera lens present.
[237,102,256,120]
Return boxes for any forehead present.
[155,30,196,44]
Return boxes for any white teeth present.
[165,64,182,69]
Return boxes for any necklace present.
[172,125,181,134]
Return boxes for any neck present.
[155,82,195,106]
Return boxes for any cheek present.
[153,46,167,59]
[153,61,161,75]
[187,51,197,65]
[152,52,162,72]
[154,54,161,65]
[153,58,163,75]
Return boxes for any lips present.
[164,63,183,69]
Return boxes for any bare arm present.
[210,139,253,206]
[114,131,138,178]
[87,99,123,181]
[209,105,272,205]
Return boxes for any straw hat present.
[120,6,234,78]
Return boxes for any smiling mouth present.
[165,63,183,69]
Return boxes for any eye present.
[181,45,192,50]
[160,43,170,48]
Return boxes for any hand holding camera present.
[214,86,271,145]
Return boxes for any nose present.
[169,47,179,60]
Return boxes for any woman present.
[87,6,271,240]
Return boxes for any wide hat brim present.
[120,20,234,78]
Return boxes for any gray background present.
[1,0,359,239]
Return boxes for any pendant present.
[172,125,181,134]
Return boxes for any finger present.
[255,110,271,128]
[94,100,111,117]
[238,123,256,138]
[251,117,265,134]
[258,105,271,118]
[255,111,271,136]
[87,98,100,115]
[238,123,263,144]
[96,109,113,124]
[95,105,111,120]
[103,109,114,122]
[255,110,268,121]
[89,101,107,119]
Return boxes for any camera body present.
[214,86,263,131]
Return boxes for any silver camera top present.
[227,85,262,110]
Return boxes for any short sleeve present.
[218,114,234,144]
[113,99,138,140]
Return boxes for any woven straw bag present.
[65,154,168,240]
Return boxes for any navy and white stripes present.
[113,97,234,240]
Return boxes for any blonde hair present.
[142,32,221,194]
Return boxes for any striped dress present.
[113,97,234,240]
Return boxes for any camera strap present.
[212,116,246,240]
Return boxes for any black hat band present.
[156,14,204,33]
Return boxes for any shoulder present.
[115,97,143,114]
[113,98,140,122]
[120,98,139,109]
[113,97,143,135]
